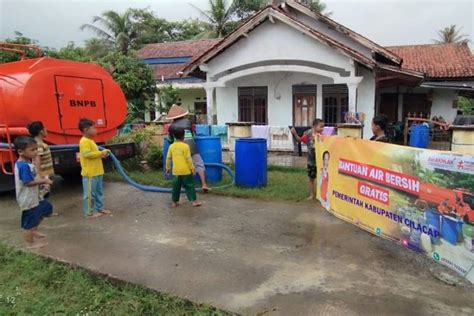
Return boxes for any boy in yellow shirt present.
[166,128,201,208]
[78,118,112,218]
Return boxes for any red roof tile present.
[386,43,474,79]
[151,64,185,80]
[137,39,220,59]
[138,39,220,80]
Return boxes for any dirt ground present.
[0,181,473,315]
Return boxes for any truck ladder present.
[0,86,15,175]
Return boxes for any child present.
[166,128,202,208]
[167,104,210,192]
[14,136,53,248]
[78,118,112,218]
[291,119,325,200]
[370,115,389,142]
[27,121,55,201]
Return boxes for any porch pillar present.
[347,83,358,113]
[316,84,323,120]
[397,93,403,121]
[205,87,215,124]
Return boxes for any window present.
[323,84,348,125]
[194,101,207,115]
[238,87,267,124]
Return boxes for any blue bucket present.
[441,215,463,245]
[425,209,441,244]
[195,136,222,183]
[409,124,429,148]
[235,138,267,188]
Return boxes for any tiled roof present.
[150,64,186,80]
[386,43,474,79]
[138,39,220,80]
[137,39,220,59]
[139,39,474,81]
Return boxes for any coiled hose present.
[0,143,234,193]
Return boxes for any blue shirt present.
[14,160,39,211]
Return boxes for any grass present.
[0,243,231,315]
[105,165,309,202]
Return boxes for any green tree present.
[193,0,236,38]
[99,52,157,121]
[433,25,469,44]
[457,96,474,115]
[80,9,150,54]
[46,42,90,62]
[0,32,40,63]
[84,38,113,60]
[232,0,268,20]
[156,85,179,112]
[171,19,209,41]
[300,0,332,16]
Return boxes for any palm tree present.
[80,9,148,55]
[192,0,236,38]
[433,25,469,44]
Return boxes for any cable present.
[0,143,234,193]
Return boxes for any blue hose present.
[0,143,234,193]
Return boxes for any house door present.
[380,93,399,122]
[238,87,267,124]
[293,85,317,126]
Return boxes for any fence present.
[403,118,452,151]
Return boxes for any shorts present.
[307,164,317,179]
[192,154,205,174]
[21,200,53,230]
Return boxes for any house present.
[138,0,474,139]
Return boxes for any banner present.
[316,136,474,283]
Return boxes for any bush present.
[108,126,159,158]
[146,145,162,170]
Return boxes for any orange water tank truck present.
[417,182,473,216]
[0,43,135,191]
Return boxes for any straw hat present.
[166,104,189,120]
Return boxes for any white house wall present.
[177,89,206,112]
[357,67,376,138]
[431,89,458,122]
[207,20,353,77]
[289,11,373,60]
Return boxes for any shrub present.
[146,144,162,170]
[108,126,159,158]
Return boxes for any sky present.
[0,0,473,48]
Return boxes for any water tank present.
[195,136,222,183]
[0,57,127,144]
[235,138,267,188]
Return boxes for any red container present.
[0,57,127,144]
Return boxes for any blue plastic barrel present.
[235,138,267,188]
[195,136,222,183]
[441,216,463,245]
[409,124,429,148]
[426,209,441,244]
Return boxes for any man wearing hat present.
[167,104,210,192]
